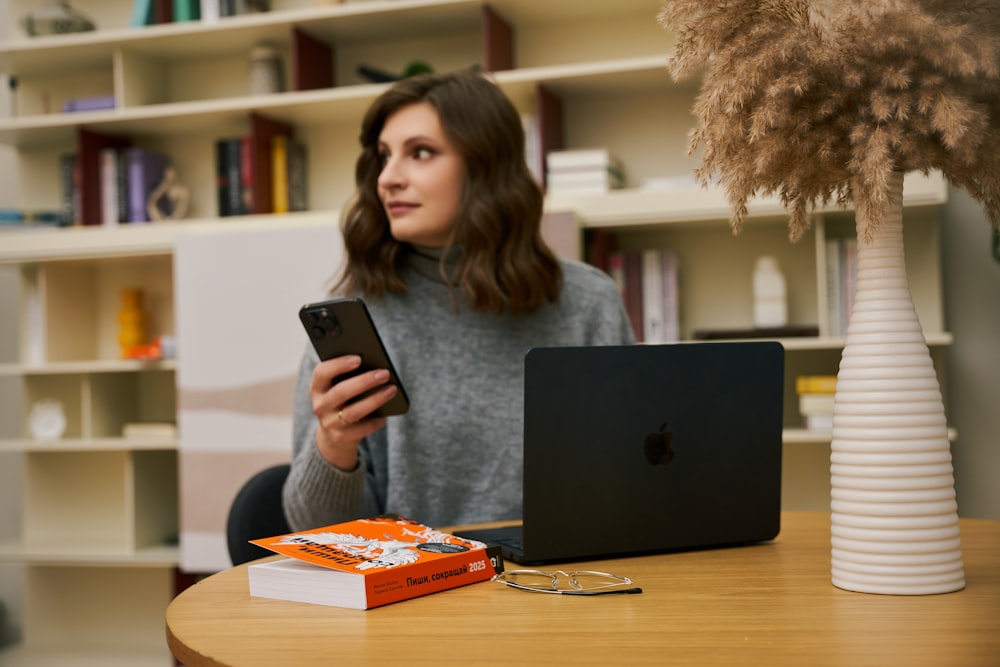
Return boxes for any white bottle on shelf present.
[753,255,787,328]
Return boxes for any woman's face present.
[376,102,466,248]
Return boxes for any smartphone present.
[299,297,410,417]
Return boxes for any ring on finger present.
[338,409,349,426]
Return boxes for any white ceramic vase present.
[830,170,965,595]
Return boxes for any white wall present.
[942,187,1000,520]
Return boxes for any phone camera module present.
[317,310,342,337]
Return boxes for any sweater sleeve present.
[281,344,383,530]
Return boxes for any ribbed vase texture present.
[830,171,965,595]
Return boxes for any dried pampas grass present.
[659,0,1000,240]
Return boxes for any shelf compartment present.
[18,256,174,364]
[23,449,178,553]
[21,564,175,664]
[20,368,175,440]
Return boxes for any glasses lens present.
[569,571,627,591]
[504,571,557,590]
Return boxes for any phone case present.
[299,297,410,417]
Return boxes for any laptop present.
[456,341,784,564]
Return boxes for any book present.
[99,147,120,226]
[659,249,680,343]
[799,393,835,416]
[63,95,116,113]
[614,250,644,342]
[240,135,254,214]
[546,147,622,173]
[271,134,289,214]
[521,113,543,185]
[59,153,78,226]
[215,137,243,216]
[154,0,174,23]
[825,238,844,336]
[173,0,201,22]
[248,113,294,214]
[825,237,858,336]
[78,129,130,226]
[130,0,155,26]
[545,167,624,194]
[286,139,308,212]
[795,375,837,394]
[642,248,664,343]
[248,515,503,610]
[691,324,820,340]
[199,0,220,22]
[291,27,334,92]
[639,248,680,343]
[125,147,168,223]
[122,421,178,439]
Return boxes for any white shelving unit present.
[0,0,952,662]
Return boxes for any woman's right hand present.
[309,354,399,471]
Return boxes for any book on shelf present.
[122,422,178,439]
[691,324,820,340]
[199,0,220,22]
[0,209,61,227]
[100,147,130,226]
[642,248,664,343]
[270,135,309,214]
[825,237,858,337]
[608,248,679,343]
[240,135,255,214]
[795,375,837,395]
[125,147,168,223]
[291,27,334,91]
[248,515,504,610]
[585,228,617,273]
[154,0,174,23]
[131,0,155,26]
[621,250,644,342]
[59,153,78,226]
[216,137,244,216]
[521,113,543,185]
[249,113,294,214]
[546,147,622,173]
[173,0,201,21]
[546,147,625,195]
[63,95,116,113]
[79,129,131,226]
[287,139,308,212]
[271,134,289,214]
[796,374,836,431]
[545,167,624,194]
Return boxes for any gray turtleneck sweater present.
[283,249,635,530]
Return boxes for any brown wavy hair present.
[333,69,562,314]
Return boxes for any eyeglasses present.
[492,569,642,596]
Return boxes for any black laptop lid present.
[520,341,784,563]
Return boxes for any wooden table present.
[166,512,1000,666]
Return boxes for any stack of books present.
[545,148,624,195]
[248,515,503,610]
[796,375,837,431]
[606,247,680,344]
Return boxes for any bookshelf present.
[0,0,952,663]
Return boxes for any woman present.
[283,69,634,531]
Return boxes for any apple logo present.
[643,422,675,465]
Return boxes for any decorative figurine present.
[21,1,95,36]
[147,165,191,221]
[117,288,148,357]
[29,399,66,441]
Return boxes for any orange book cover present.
[248,515,503,609]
